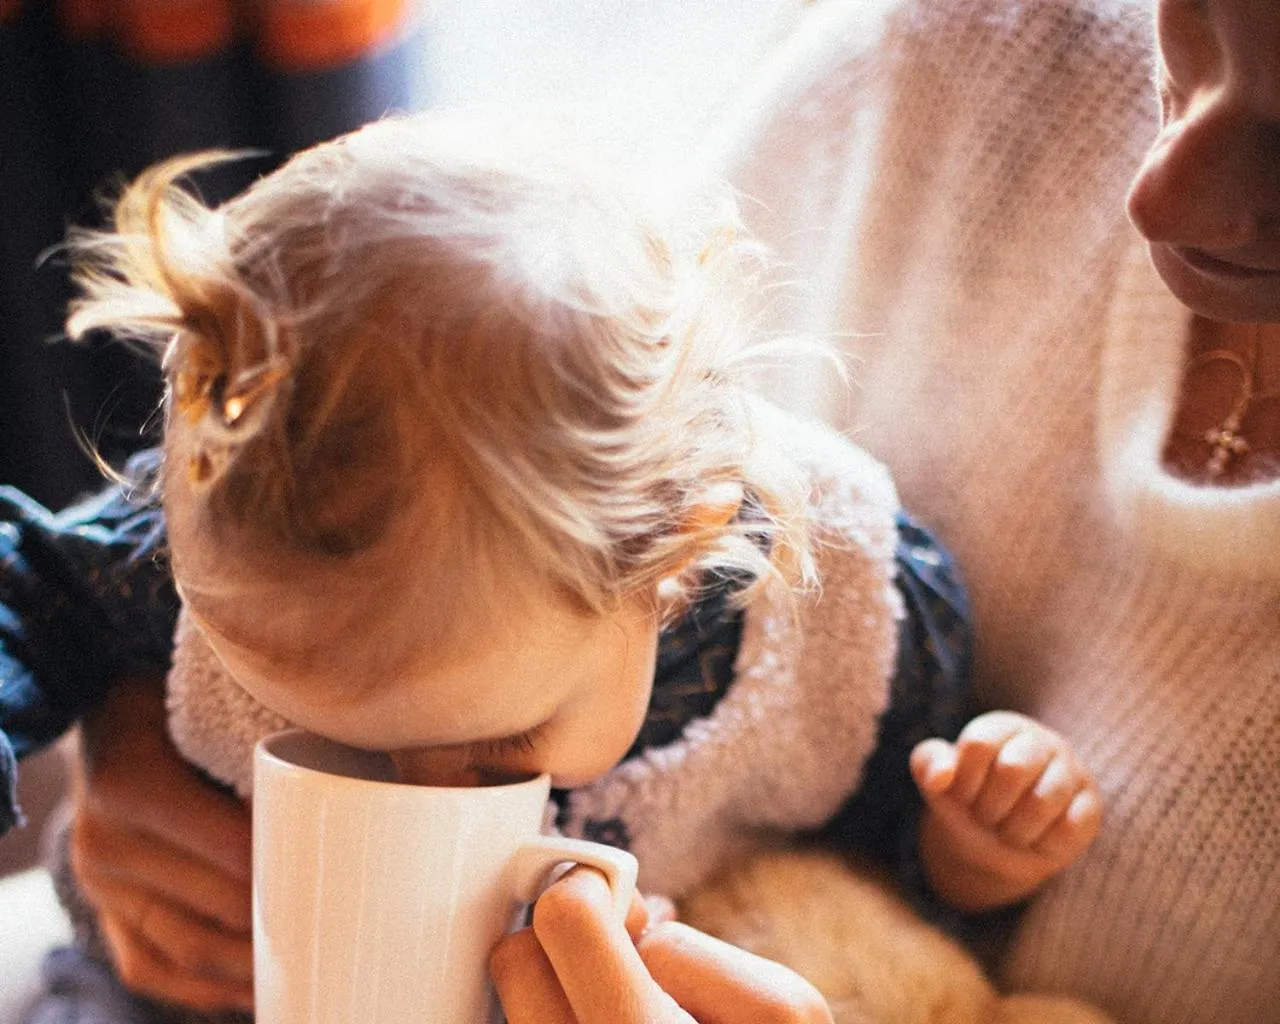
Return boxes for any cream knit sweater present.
[701,1,1280,1022]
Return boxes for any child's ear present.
[678,480,745,539]
[660,480,745,597]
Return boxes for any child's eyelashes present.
[391,724,549,786]
[468,724,545,764]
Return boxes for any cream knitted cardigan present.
[701,2,1280,1023]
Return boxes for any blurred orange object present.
[118,0,235,62]
[259,0,410,71]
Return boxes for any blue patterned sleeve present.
[815,510,973,928]
[0,450,178,833]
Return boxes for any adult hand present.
[490,868,833,1024]
[67,674,254,1012]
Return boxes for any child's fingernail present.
[1067,788,1102,826]
[912,741,955,789]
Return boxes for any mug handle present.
[507,835,638,921]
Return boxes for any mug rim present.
[255,727,551,794]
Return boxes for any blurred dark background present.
[0,0,420,507]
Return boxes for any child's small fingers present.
[1032,788,1103,865]
[947,712,1032,804]
[910,739,958,796]
[971,728,1058,828]
[996,753,1080,847]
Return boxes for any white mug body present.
[253,728,636,1024]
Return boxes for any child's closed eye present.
[466,723,546,773]
[391,724,546,786]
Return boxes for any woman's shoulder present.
[889,0,1149,42]
[758,0,1151,69]
[753,0,1152,112]
[879,0,1153,112]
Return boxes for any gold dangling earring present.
[1191,338,1256,478]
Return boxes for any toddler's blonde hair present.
[68,112,813,623]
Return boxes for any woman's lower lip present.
[1173,246,1280,280]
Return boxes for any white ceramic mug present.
[253,728,637,1024]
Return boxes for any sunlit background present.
[422,0,797,167]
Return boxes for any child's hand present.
[910,711,1102,913]
[490,868,832,1024]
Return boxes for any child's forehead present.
[183,554,653,754]
[177,513,589,674]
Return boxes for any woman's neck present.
[1162,318,1280,486]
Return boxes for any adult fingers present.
[78,676,252,884]
[490,927,576,1024]
[624,888,651,941]
[71,806,252,933]
[82,746,252,885]
[621,889,678,941]
[81,873,252,984]
[125,785,250,885]
[97,909,255,1013]
[639,922,833,1024]
[494,882,683,1024]
[532,867,680,1024]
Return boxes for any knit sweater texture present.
[701,1,1280,1022]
